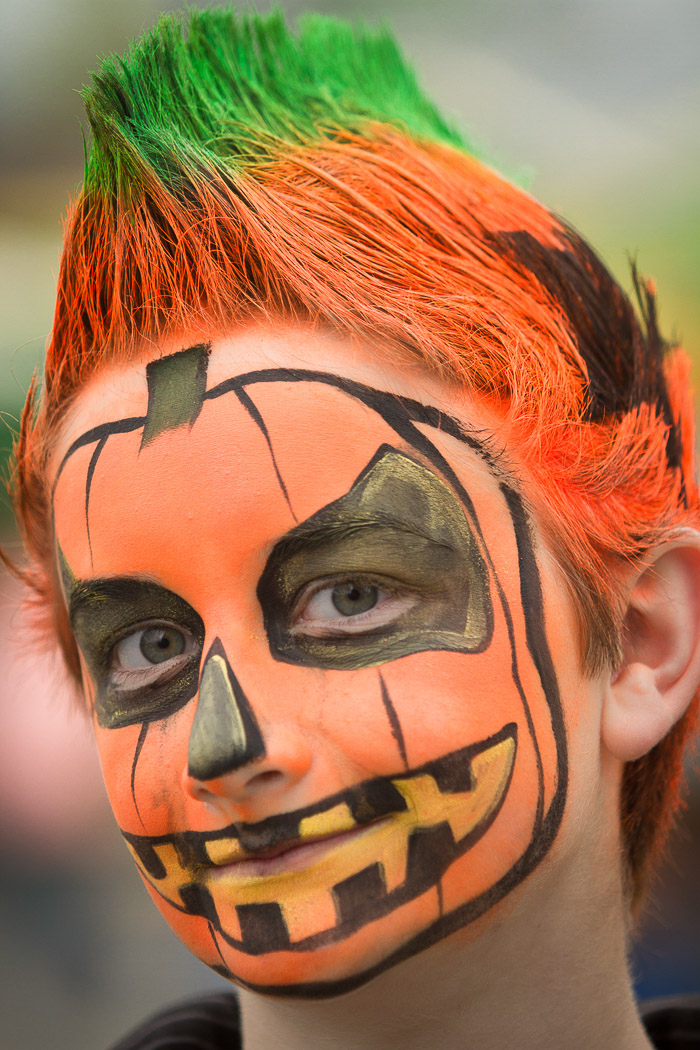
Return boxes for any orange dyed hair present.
[9,9,699,905]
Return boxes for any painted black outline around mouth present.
[124,721,517,954]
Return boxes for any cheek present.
[218,656,412,778]
[379,649,519,766]
[375,600,560,815]
[380,649,543,847]
[93,707,194,835]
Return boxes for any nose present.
[183,637,312,812]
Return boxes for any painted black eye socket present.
[69,578,205,729]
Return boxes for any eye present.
[111,623,198,688]
[290,577,417,638]
[327,581,379,616]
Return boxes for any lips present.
[205,795,379,869]
[210,820,389,879]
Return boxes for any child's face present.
[51,323,593,996]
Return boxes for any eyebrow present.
[68,575,173,622]
[274,514,457,560]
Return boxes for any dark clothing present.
[642,996,700,1049]
[108,993,241,1050]
[109,990,700,1049]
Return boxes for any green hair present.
[82,7,475,198]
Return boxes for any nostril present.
[247,769,284,792]
[186,778,216,804]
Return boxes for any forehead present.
[54,323,470,462]
[55,381,406,573]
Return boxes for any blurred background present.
[1,0,698,1047]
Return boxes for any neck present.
[238,835,652,1050]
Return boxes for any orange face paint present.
[52,342,567,996]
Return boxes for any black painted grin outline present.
[123,722,517,955]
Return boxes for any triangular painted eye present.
[258,447,493,669]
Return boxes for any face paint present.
[188,638,266,780]
[52,340,568,997]
[67,577,205,728]
[258,448,493,669]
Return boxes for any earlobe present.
[602,533,700,762]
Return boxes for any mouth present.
[204,787,389,872]
[210,819,390,879]
[123,722,517,953]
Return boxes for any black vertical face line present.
[85,434,108,566]
[209,923,230,974]
[234,386,297,521]
[141,343,211,448]
[257,448,493,670]
[188,638,266,781]
[378,671,408,769]
[131,722,149,827]
[500,482,567,853]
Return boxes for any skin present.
[51,322,658,1049]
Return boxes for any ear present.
[602,531,700,762]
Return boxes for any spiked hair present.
[10,8,699,906]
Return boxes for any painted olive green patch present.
[141,343,210,447]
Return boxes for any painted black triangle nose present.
[188,638,266,781]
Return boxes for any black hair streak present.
[497,228,685,503]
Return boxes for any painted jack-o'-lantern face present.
[52,333,567,996]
